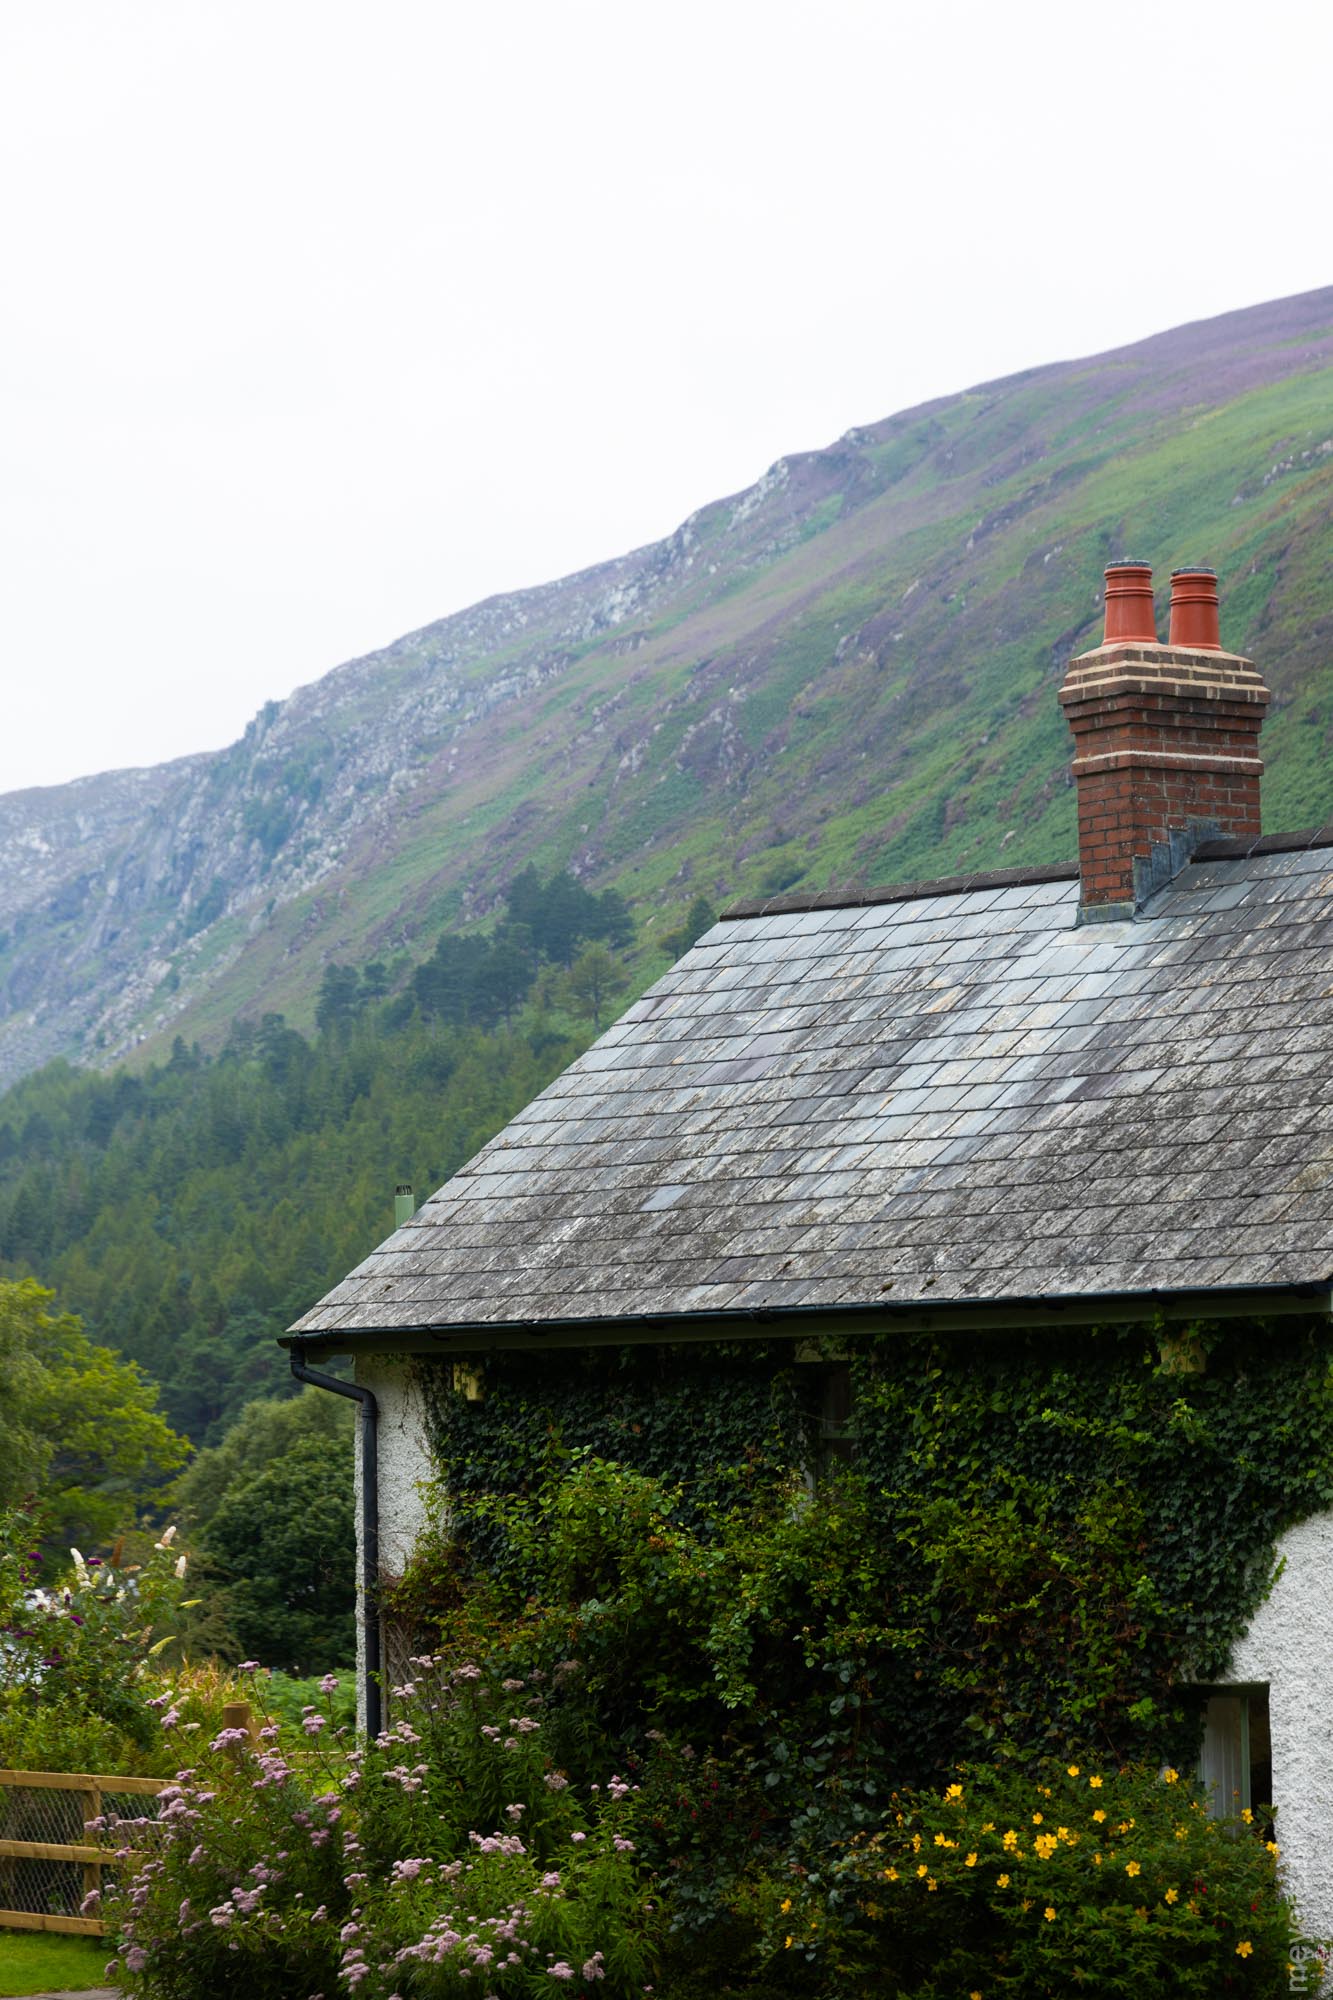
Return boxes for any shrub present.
[101,1659,659,2000]
[756,1760,1299,1998]
[0,1511,199,1771]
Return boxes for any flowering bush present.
[101,1658,658,2000]
[0,1510,200,1772]
[758,1760,1300,1997]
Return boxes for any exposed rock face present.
[3,285,1333,1089]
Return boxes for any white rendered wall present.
[352,1356,435,1728]
[1229,1510,1333,1950]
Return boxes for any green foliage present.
[0,1513,197,1769]
[565,943,627,1028]
[765,1761,1295,1997]
[203,1435,355,1672]
[0,1278,187,1551]
[0,1013,593,1442]
[174,1386,352,1534]
[387,1321,1333,1986]
[662,893,718,960]
[102,1662,659,2000]
[851,1318,1333,1769]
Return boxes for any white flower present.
[174,1555,188,1579]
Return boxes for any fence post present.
[221,1700,257,1757]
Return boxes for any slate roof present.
[291,834,1333,1344]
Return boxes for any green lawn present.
[0,1929,112,1996]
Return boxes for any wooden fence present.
[0,1767,166,1936]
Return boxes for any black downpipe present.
[290,1342,382,1739]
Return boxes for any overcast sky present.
[3,0,1330,797]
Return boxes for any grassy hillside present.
[0,289,1330,1087]
[151,292,1333,1050]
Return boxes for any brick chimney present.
[1059,563,1271,918]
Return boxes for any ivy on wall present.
[406,1315,1333,1782]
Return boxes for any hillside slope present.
[2,286,1332,1086]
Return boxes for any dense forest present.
[0,869,704,1445]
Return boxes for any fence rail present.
[0,1767,167,1937]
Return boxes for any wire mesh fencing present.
[0,1769,165,1935]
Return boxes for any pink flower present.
[548,1965,576,1982]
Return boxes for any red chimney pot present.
[1102,561,1158,645]
[1168,567,1221,649]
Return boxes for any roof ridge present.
[1188,824,1333,862]
[720,825,1333,921]
[721,862,1080,921]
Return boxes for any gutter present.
[289,1341,382,1740]
[282,1277,1333,1361]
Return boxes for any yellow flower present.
[1032,1812,1044,1825]
[912,1834,922,1853]
[927,1877,938,1892]
[1056,1826,1070,1842]
[965,1852,978,1868]
[970,1992,983,2000]
[1267,1841,1280,1857]
[1165,1888,1179,1904]
[1044,1906,1056,1922]
[946,1782,964,1800]
[917,1864,928,1879]
[1175,1827,1188,1841]
[1092,1854,1102,1867]
[996,1873,1010,1888]
[1067,1764,1080,1777]
[980,1821,995,1834]
[1002,1830,1019,1849]
[1236,1941,1253,1959]
[1125,1861,1141,1878]
[1089,1775,1103,1789]
[1241,1808,1254,1825]
[1021,1898,1033,1913]
[1034,1834,1058,1860]
[1163,1767,1179,1784]
[783,1937,793,1950]
[934,1833,956,1849]
[1092,1809,1106,1824]
[780,1898,792,1915]
[883,1867,899,1882]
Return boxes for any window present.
[1196,1684,1272,1822]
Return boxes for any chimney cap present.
[1109,558,1152,570]
[1171,565,1216,578]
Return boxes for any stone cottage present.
[286,560,1333,1938]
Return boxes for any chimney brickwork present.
[1060,565,1270,918]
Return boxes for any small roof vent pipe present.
[1168,567,1222,650]
[394,1183,415,1229]
[1101,560,1158,645]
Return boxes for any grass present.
[0,1930,110,1996]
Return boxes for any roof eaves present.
[282,1276,1333,1359]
